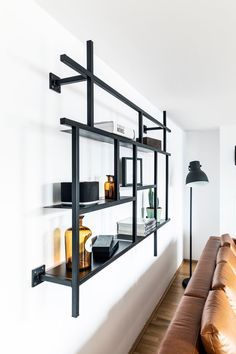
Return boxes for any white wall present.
[184,127,236,260]
[0,1,185,353]
[220,124,236,235]
[184,130,220,260]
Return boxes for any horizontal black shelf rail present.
[60,118,171,156]
[33,219,170,289]
[58,54,171,133]
[45,196,135,214]
[49,40,170,133]
[143,125,165,133]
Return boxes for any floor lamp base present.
[182,278,190,289]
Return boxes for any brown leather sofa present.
[158,235,236,354]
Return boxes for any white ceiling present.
[37,0,236,130]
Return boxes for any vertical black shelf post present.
[138,112,143,143]
[114,139,120,200]
[165,156,169,220]
[87,40,94,127]
[132,145,137,243]
[163,111,167,152]
[163,111,169,221]
[154,151,158,256]
[71,127,80,318]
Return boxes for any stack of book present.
[117,217,157,238]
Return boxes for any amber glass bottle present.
[104,175,115,199]
[65,216,92,271]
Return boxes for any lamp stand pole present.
[182,186,192,288]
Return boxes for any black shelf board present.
[44,196,135,214]
[117,218,171,241]
[41,219,170,287]
[156,218,171,229]
[137,184,157,191]
[44,240,134,286]
[60,118,171,156]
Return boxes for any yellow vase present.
[65,216,92,271]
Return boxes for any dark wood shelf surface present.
[45,196,135,214]
[41,219,170,287]
[61,118,171,156]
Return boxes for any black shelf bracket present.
[32,265,45,287]
[49,41,171,132]
[143,124,171,134]
[49,72,87,93]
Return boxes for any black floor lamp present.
[182,161,209,289]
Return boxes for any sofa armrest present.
[184,237,220,299]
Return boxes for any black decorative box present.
[143,137,162,149]
[61,182,99,204]
[136,137,162,149]
[92,235,119,260]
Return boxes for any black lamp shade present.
[186,161,209,185]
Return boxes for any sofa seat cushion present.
[158,295,206,354]
[184,237,220,299]
[220,234,236,256]
[217,246,236,274]
[201,290,236,354]
[212,262,236,314]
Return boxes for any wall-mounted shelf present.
[35,219,170,288]
[32,40,171,318]
[45,196,134,214]
[61,119,171,156]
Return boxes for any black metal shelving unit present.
[32,40,171,318]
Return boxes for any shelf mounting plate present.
[49,73,61,93]
[32,265,45,287]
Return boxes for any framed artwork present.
[122,157,143,186]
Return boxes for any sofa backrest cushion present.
[201,290,236,354]
[158,295,206,354]
[212,262,236,315]
[184,237,220,299]
[217,246,236,274]
[220,234,236,256]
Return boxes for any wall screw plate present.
[49,73,61,93]
[32,265,45,287]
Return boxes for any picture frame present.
[122,157,143,186]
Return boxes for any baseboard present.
[129,260,184,354]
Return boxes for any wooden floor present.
[130,261,196,354]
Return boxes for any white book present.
[94,121,135,140]
[117,217,156,235]
[118,225,157,237]
[118,217,156,226]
